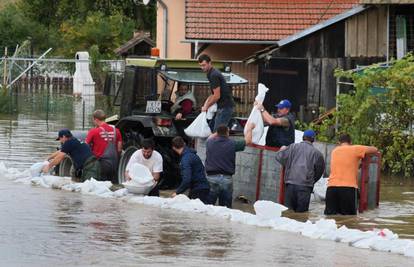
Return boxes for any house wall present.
[345,6,388,57]
[156,0,191,59]
[201,44,268,61]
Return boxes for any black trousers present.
[324,186,358,215]
[284,184,313,212]
[189,189,210,204]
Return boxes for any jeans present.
[284,184,313,212]
[207,174,233,208]
[209,107,233,132]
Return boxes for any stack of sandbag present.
[123,163,155,195]
[244,83,269,144]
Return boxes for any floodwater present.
[0,94,413,266]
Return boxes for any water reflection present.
[0,93,414,265]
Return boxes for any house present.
[247,1,414,120]
[155,0,414,119]
[115,31,155,58]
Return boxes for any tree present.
[326,54,414,176]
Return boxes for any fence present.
[12,76,73,94]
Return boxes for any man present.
[171,136,210,204]
[275,130,325,212]
[324,134,378,215]
[198,54,234,132]
[42,129,100,182]
[171,83,196,120]
[125,139,163,196]
[257,99,295,148]
[85,109,123,183]
[205,123,255,208]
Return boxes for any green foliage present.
[331,54,414,176]
[0,4,48,53]
[58,11,135,59]
[2,0,156,57]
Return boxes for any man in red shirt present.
[86,109,123,183]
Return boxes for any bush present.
[313,54,414,176]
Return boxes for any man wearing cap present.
[257,99,295,148]
[274,130,325,212]
[42,129,100,182]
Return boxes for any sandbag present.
[313,177,328,202]
[30,161,50,177]
[254,200,288,219]
[244,83,269,144]
[184,112,212,138]
[129,163,154,186]
[206,103,217,120]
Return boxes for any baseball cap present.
[276,99,292,109]
[303,129,316,139]
[56,129,72,140]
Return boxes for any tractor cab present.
[113,58,248,186]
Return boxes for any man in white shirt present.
[125,139,163,196]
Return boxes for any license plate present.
[146,101,162,113]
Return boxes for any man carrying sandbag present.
[86,109,123,183]
[205,124,254,208]
[125,139,163,196]
[42,129,100,182]
[198,54,234,132]
[256,99,295,148]
[171,136,210,204]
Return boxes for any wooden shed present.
[247,3,414,121]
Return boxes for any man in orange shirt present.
[324,134,378,215]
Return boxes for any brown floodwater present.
[0,94,413,266]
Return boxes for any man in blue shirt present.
[42,129,100,182]
[257,99,295,148]
[171,136,210,204]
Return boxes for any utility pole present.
[2,47,7,89]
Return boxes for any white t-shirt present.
[126,149,163,174]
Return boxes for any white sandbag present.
[244,83,269,144]
[244,107,264,144]
[206,103,217,120]
[313,177,328,201]
[254,200,288,220]
[30,161,50,177]
[255,83,269,103]
[184,112,211,138]
[129,163,154,185]
[295,129,304,143]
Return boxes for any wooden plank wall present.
[308,57,384,111]
[345,6,388,57]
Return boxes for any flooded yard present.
[0,94,413,266]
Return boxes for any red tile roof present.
[185,0,361,41]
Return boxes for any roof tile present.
[185,0,360,41]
